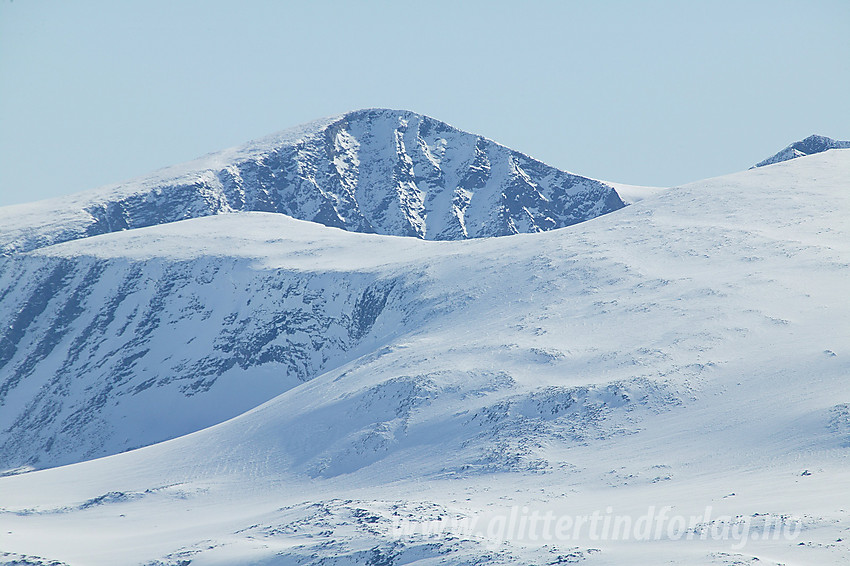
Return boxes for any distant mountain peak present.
[0,108,625,255]
[753,134,850,168]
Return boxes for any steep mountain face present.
[0,109,624,255]
[0,215,439,470]
[753,133,850,168]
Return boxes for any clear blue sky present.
[1,0,848,207]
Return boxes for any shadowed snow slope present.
[0,151,848,565]
[0,108,624,255]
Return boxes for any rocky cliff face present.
[0,109,624,256]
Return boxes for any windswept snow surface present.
[1,151,849,565]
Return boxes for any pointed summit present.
[0,109,624,255]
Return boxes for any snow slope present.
[0,215,443,468]
[0,150,848,565]
[0,109,624,256]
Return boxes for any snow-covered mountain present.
[0,110,627,471]
[0,108,624,256]
[752,133,850,168]
[1,127,849,565]
[0,220,433,469]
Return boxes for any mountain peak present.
[0,109,624,255]
[753,134,850,168]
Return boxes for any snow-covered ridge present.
[0,108,625,255]
[753,133,850,168]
